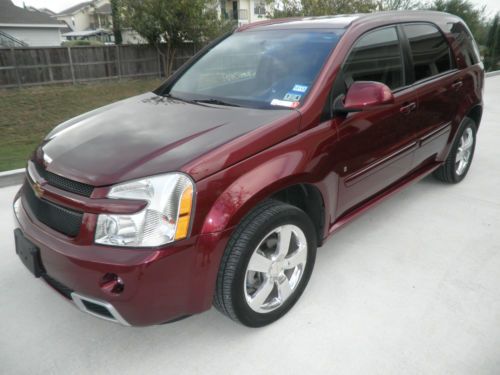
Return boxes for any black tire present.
[433,117,477,184]
[213,200,317,327]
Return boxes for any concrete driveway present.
[1,77,500,375]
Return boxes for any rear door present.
[401,23,461,168]
[333,26,419,216]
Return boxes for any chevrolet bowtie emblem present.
[33,182,45,199]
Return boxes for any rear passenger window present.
[343,27,404,90]
[404,24,453,81]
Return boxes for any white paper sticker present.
[270,99,299,108]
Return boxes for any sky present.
[10,0,500,18]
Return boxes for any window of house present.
[403,24,453,81]
[254,1,266,16]
[342,27,404,90]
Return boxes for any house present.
[222,0,271,26]
[56,0,144,44]
[56,0,112,33]
[0,0,66,47]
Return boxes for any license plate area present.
[14,229,45,278]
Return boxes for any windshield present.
[169,29,344,109]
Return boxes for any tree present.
[269,0,302,18]
[269,0,378,18]
[122,0,230,76]
[431,0,486,42]
[378,0,421,11]
[111,0,122,45]
[485,14,499,70]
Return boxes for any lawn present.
[0,78,163,172]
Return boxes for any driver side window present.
[342,27,404,90]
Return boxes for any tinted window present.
[404,24,453,81]
[343,27,404,90]
[170,30,343,109]
[447,22,480,67]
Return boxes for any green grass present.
[0,78,163,172]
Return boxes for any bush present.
[62,40,104,47]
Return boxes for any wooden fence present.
[0,43,199,88]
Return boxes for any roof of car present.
[239,11,462,32]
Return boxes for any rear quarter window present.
[446,21,480,67]
[403,24,454,81]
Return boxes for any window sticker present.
[270,99,300,108]
[292,84,308,93]
[284,92,302,102]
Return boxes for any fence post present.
[45,49,54,82]
[10,48,21,88]
[116,45,122,79]
[67,47,76,84]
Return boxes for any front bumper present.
[13,187,232,326]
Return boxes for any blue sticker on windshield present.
[284,92,302,102]
[292,84,308,93]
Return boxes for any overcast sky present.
[11,0,500,18]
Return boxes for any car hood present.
[36,93,300,186]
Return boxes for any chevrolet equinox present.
[13,11,484,327]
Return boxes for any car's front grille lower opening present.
[22,183,83,237]
[71,293,130,326]
[81,300,115,319]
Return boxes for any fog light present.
[100,273,125,295]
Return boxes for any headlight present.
[95,173,194,247]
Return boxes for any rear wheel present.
[214,200,317,327]
[434,117,477,183]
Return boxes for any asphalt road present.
[1,77,500,375]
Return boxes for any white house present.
[56,0,144,44]
[0,0,66,47]
[222,0,271,26]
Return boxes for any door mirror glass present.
[334,81,394,113]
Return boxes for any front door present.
[332,26,418,216]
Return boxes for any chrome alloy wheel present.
[455,128,474,176]
[244,224,308,313]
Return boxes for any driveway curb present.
[0,169,25,188]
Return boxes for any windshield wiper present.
[193,98,240,107]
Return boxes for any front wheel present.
[213,200,317,327]
[434,117,477,183]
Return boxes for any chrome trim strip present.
[419,122,451,144]
[71,292,131,326]
[346,141,418,183]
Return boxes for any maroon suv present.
[13,11,483,327]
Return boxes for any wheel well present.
[467,105,482,129]
[271,184,325,247]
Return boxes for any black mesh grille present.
[35,163,94,197]
[42,274,73,299]
[23,184,83,237]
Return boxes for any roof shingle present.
[0,0,64,25]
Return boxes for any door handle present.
[451,81,463,90]
[400,102,416,115]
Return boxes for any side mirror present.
[333,81,394,114]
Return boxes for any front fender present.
[199,151,336,236]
